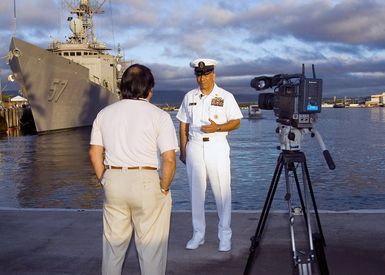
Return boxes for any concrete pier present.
[0,209,384,274]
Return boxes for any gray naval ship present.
[7,0,123,133]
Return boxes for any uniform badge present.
[211,96,224,107]
[189,103,197,106]
[214,114,219,119]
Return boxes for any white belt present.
[189,135,227,143]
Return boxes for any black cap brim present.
[194,66,214,76]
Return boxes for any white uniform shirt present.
[176,84,243,139]
[90,99,178,168]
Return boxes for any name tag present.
[189,103,197,106]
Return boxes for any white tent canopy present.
[11,95,28,102]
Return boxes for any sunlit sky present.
[1,0,385,97]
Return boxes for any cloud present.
[1,0,385,98]
[196,4,236,26]
[242,0,385,48]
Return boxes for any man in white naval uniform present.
[177,58,243,252]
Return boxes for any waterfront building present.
[366,92,385,107]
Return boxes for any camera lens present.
[258,93,275,110]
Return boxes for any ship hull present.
[8,37,119,133]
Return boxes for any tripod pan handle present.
[323,150,336,170]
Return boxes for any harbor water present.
[0,108,384,211]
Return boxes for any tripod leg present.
[286,154,318,275]
[303,159,326,245]
[284,160,298,261]
[253,153,284,241]
[292,165,309,228]
[302,158,330,275]
[298,263,312,275]
[313,233,329,275]
[300,162,315,253]
[286,161,314,275]
[243,153,284,275]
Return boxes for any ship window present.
[76,52,81,56]
[84,52,88,55]
[70,52,75,56]
[58,53,62,56]
[64,52,69,56]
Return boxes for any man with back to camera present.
[89,64,178,275]
[176,58,243,252]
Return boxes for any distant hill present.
[1,89,19,97]
[152,90,258,105]
[2,89,258,106]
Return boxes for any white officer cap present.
[190,58,218,76]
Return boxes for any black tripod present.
[244,126,335,275]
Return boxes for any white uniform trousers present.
[186,136,232,242]
[101,169,172,275]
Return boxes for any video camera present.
[250,64,322,128]
[245,65,335,275]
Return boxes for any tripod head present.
[276,123,336,170]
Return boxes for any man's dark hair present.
[120,64,155,99]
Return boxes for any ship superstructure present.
[7,0,123,133]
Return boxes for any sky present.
[1,0,385,98]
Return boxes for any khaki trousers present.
[101,169,172,275]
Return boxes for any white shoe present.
[185,237,205,250]
[218,239,231,252]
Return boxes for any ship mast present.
[63,0,106,47]
[13,0,17,37]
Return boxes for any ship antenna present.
[13,0,17,37]
[89,0,107,45]
[109,0,116,54]
[63,0,76,11]
[312,64,317,79]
